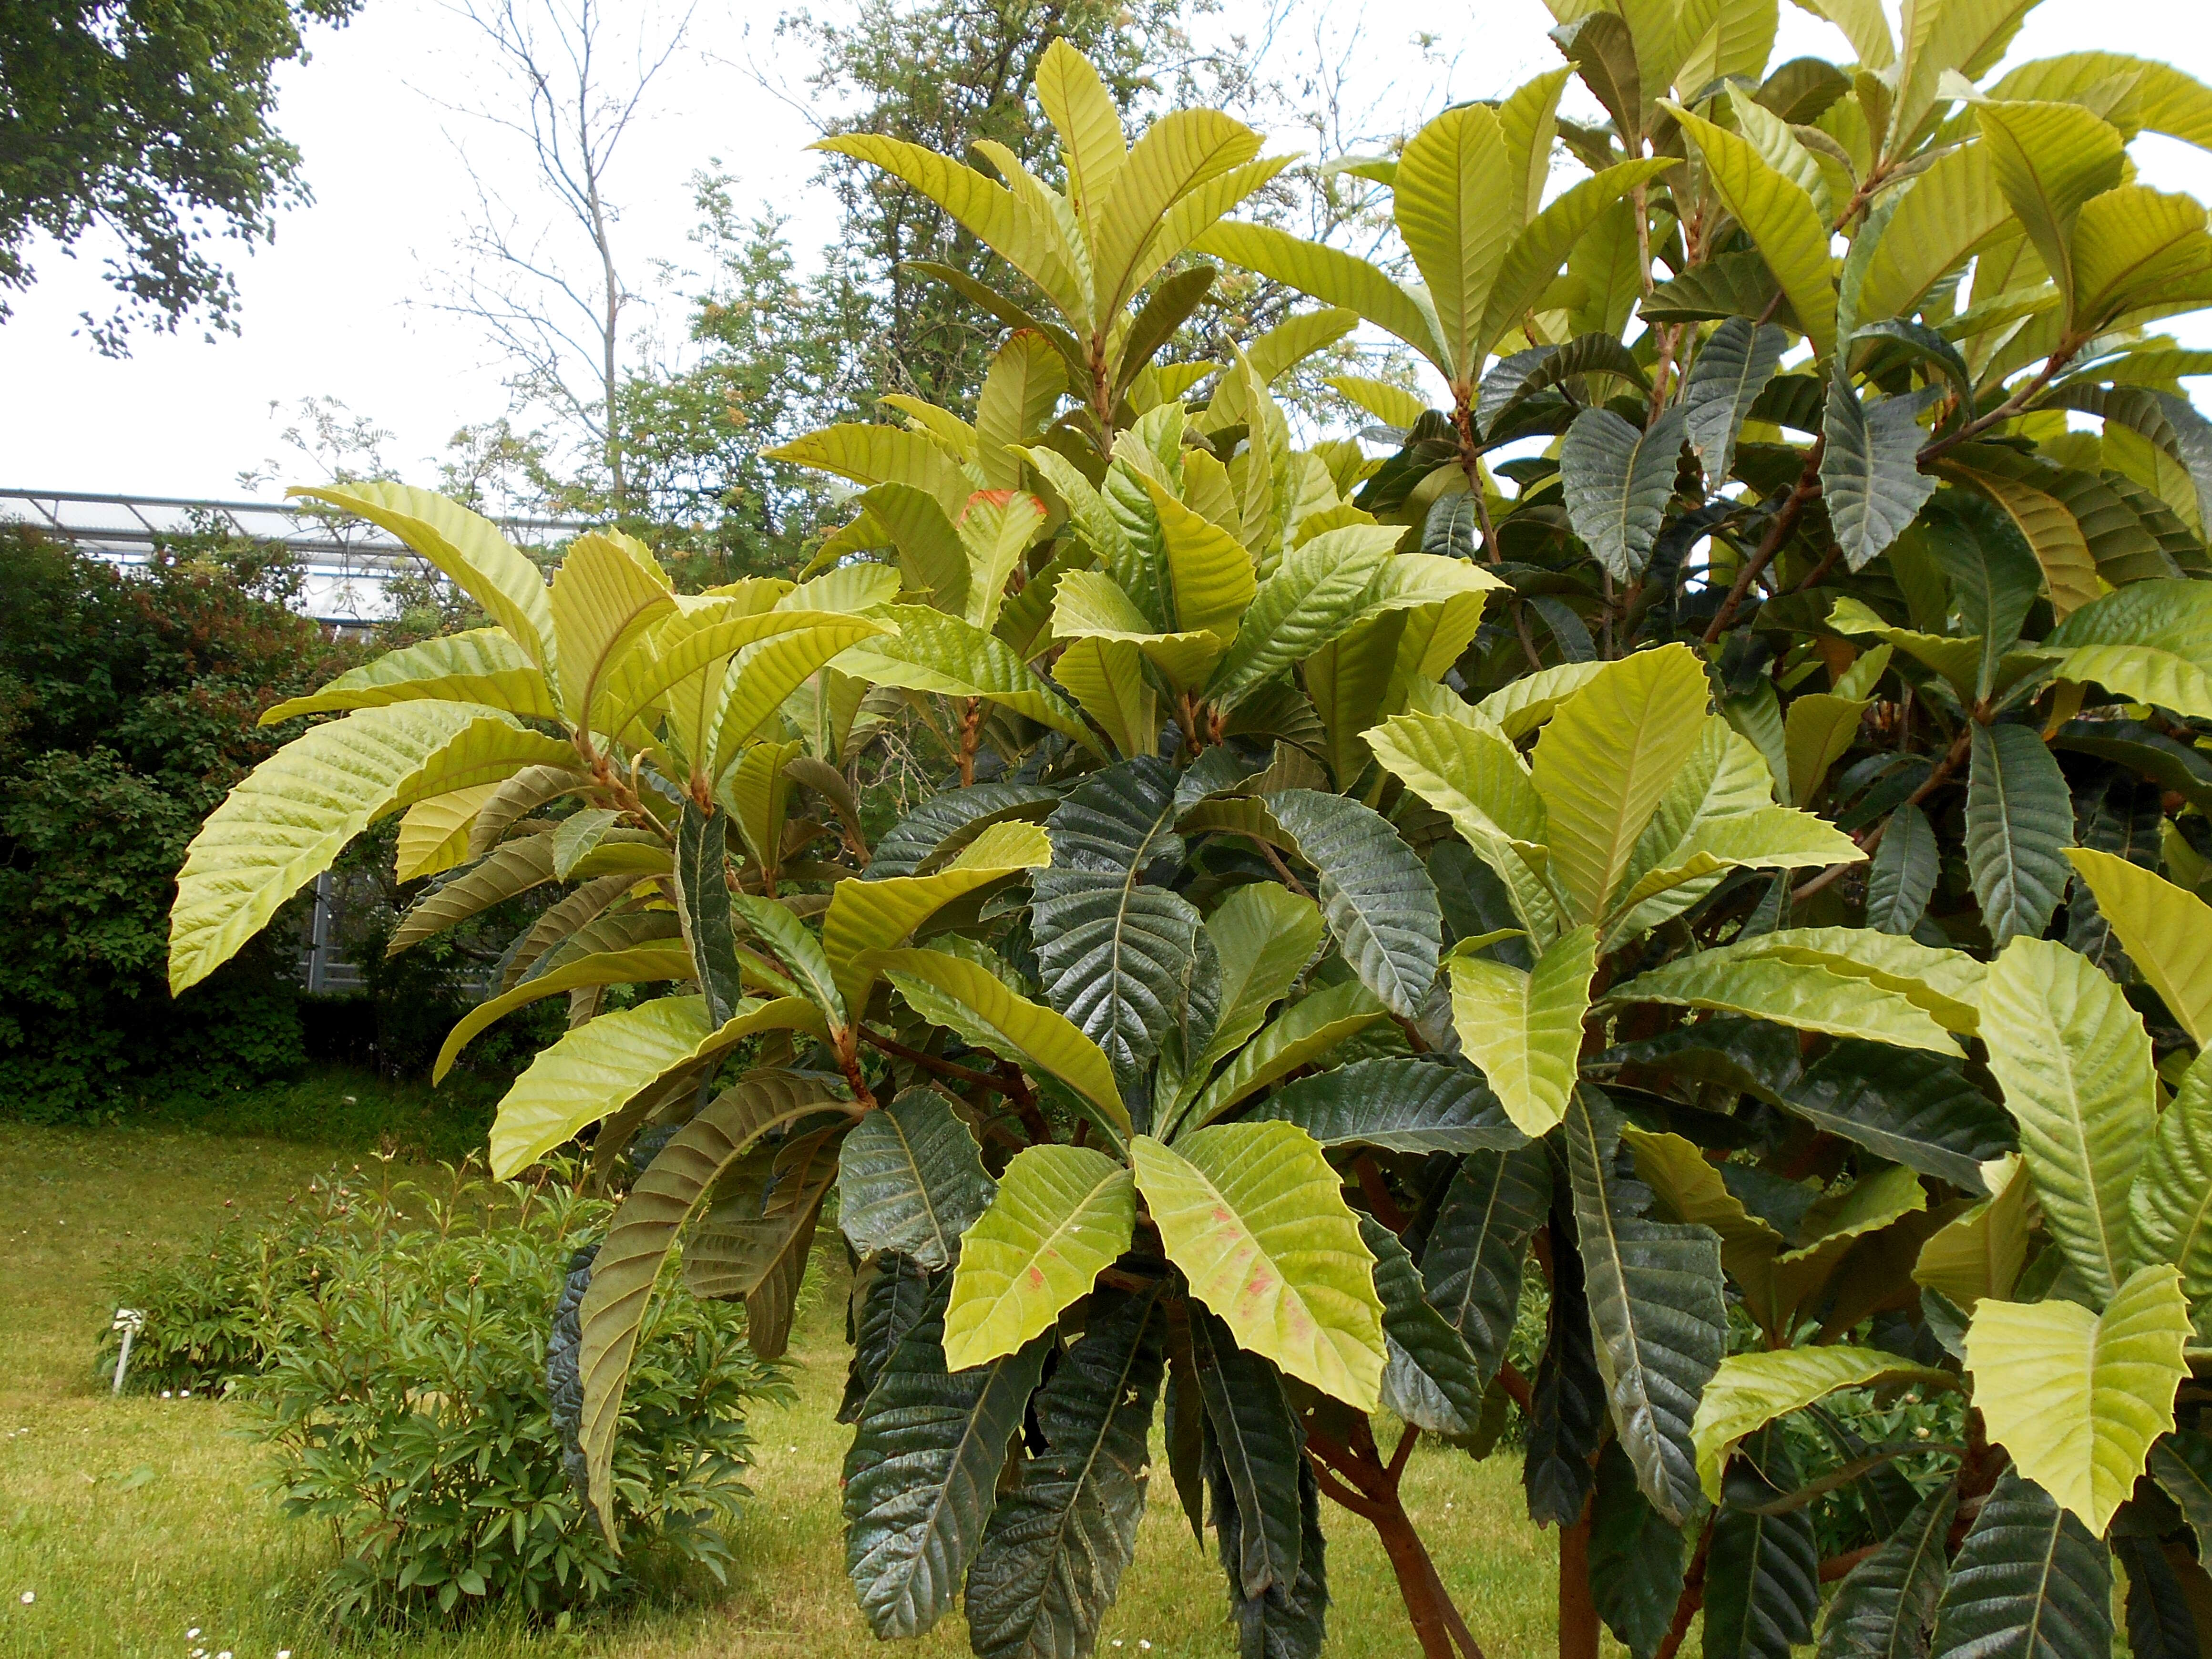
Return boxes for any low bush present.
[99,1162,791,1623]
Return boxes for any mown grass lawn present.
[0,1108,1568,1659]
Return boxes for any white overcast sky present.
[4,0,2212,500]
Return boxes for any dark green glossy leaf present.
[1034,758,1203,1081]
[1928,1473,2112,1659]
[2113,1533,2201,1659]
[1816,1482,1956,1659]
[1592,1439,1688,1659]
[1418,1142,1552,1387]
[1526,1210,1606,1526]
[1707,1441,1821,1659]
[1561,404,1689,580]
[1266,789,1442,1019]
[2066,776,2163,976]
[841,1290,1050,1640]
[867,782,1060,880]
[1210,1441,1328,1659]
[2148,1431,2212,1556]
[1566,1088,1726,1526]
[1821,383,1939,572]
[836,1088,996,1269]
[1866,803,1939,936]
[1781,1042,2015,1192]
[1684,317,1788,489]
[966,1285,1165,1659]
[1921,490,2041,696]
[1189,1305,1305,1599]
[840,1252,940,1423]
[1241,1057,1526,1152]
[2050,718,2212,811]
[1966,723,2075,948]
[1643,252,1793,329]
[1360,1216,1486,1436]
[675,802,747,1024]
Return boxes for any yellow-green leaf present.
[1783,692,1868,807]
[1916,1152,2034,1310]
[1693,1346,1952,1505]
[550,531,675,730]
[394,782,504,882]
[1182,978,1387,1131]
[1966,1263,2191,1534]
[1610,952,1960,1052]
[1981,935,2158,1304]
[1973,100,2126,321]
[170,704,577,994]
[1393,101,1516,384]
[1193,221,1449,371]
[2065,850,2212,1045]
[1449,925,1597,1137]
[1665,102,1838,360]
[1131,1123,1386,1410]
[435,945,696,1082]
[261,629,555,725]
[820,821,1052,1016]
[942,1145,1136,1371]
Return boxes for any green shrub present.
[99,1162,791,1622]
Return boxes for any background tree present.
[0,0,364,352]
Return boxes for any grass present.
[0,1084,1567,1659]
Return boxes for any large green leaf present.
[1973,725,2070,955]
[964,1285,1164,1659]
[1132,1122,1385,1409]
[1822,383,1939,572]
[1783,691,1869,808]
[840,1254,940,1424]
[672,802,745,1024]
[1201,525,1403,709]
[868,782,1060,880]
[942,1145,1136,1372]
[1180,979,1386,1131]
[1684,317,1789,488]
[2041,578,2212,724]
[291,482,556,671]
[838,1089,996,1270]
[1265,788,1442,1020]
[1815,1485,1958,1659]
[1781,1041,2016,1191]
[1692,1345,1952,1504]
[170,704,577,993]
[260,628,555,723]
[1590,1437,1687,1659]
[1392,100,1515,383]
[1974,99,2125,320]
[1031,758,1203,1083]
[549,532,675,730]
[2148,1431,2212,1556]
[842,1290,1050,1639]
[1704,1434,1822,1659]
[1966,1263,2191,1533]
[1865,802,1939,935]
[1928,1473,2113,1659]
[1532,644,1713,924]
[389,834,561,956]
[1448,924,1597,1137]
[432,944,694,1082]
[1852,143,2008,324]
[1191,221,1447,369]
[1609,952,1960,1053]
[831,607,1097,752]
[1418,1142,1552,1387]
[1478,159,1676,353]
[873,947,1129,1140]
[2130,1053,2212,1302]
[1642,926,1984,1034]
[1240,1056,1526,1152]
[1360,1216,1485,1437]
[1188,884,1325,1078]
[1188,1304,1308,1600]
[1565,1088,1727,1525]
[575,1070,843,1538]
[2065,850,2212,1044]
[1560,405,1690,580]
[1666,102,1837,359]
[1981,936,2157,1304]
[1915,1153,2035,1311]
[821,819,1051,1014]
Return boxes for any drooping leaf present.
[1966,1263,2191,1534]
[1981,936,2158,1304]
[964,1284,1165,1659]
[838,1089,996,1270]
[1132,1123,1386,1409]
[673,803,746,1024]
[1609,951,1960,1053]
[1361,1216,1486,1436]
[1032,758,1204,1084]
[1592,1439,1689,1659]
[1815,1484,1958,1659]
[842,1290,1050,1640]
[1448,924,1598,1137]
[169,704,576,993]
[1704,1434,1821,1659]
[867,782,1060,880]
[1418,1142,1552,1386]
[389,835,561,956]
[1565,1088,1727,1526]
[841,1253,940,1423]
[1780,1042,2016,1191]
[821,820,1051,1015]
[2147,1431,2212,1556]
[2129,1053,2212,1301]
[1188,1305,1307,1600]
[1560,404,1690,580]
[1525,1212,1607,1526]
[1208,1434,1329,1659]
[1241,1055,1524,1152]
[942,1145,1136,1372]
[1180,978,1387,1131]
[1265,788,1443,1019]
[1965,724,2077,948]
[433,944,696,1082]
[1927,1473,2113,1659]
[576,1070,843,1539]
